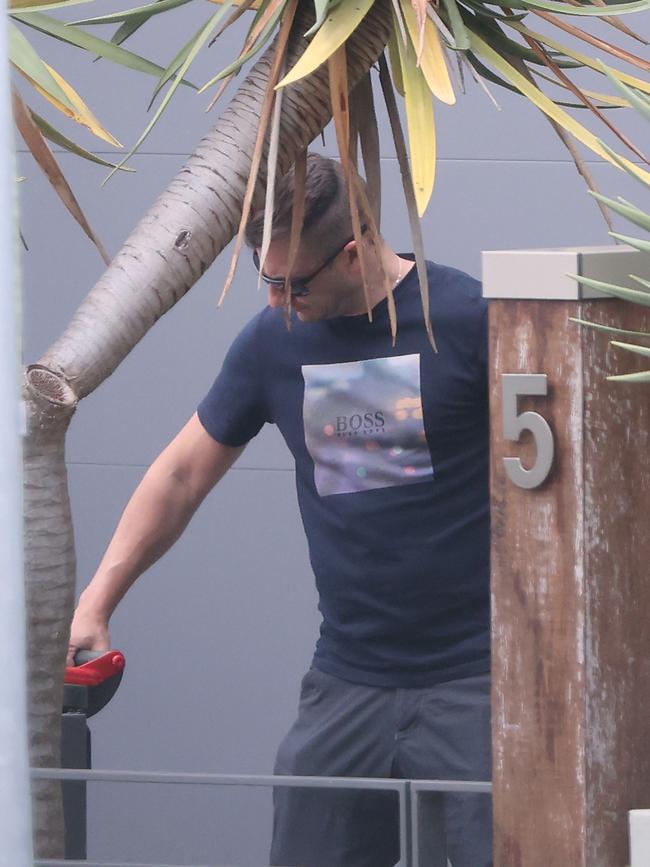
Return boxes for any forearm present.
[69,415,243,662]
[76,462,201,622]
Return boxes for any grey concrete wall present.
[18,4,649,863]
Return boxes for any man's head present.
[245,154,376,322]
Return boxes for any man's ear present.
[342,240,361,271]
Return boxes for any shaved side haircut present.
[245,153,366,255]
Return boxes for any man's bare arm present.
[68,413,244,663]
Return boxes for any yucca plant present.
[10,0,181,261]
[570,67,650,383]
[11,0,650,306]
[16,0,650,858]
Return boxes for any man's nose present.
[268,284,286,308]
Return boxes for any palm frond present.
[379,52,435,350]
[13,84,110,264]
[10,0,650,346]
[219,0,299,304]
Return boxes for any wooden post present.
[484,246,650,867]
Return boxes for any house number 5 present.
[501,374,554,490]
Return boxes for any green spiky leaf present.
[597,60,650,123]
[9,23,75,110]
[515,0,650,15]
[609,232,650,254]
[569,273,650,306]
[569,317,650,338]
[590,192,650,233]
[607,369,650,382]
[14,11,175,80]
[304,0,334,38]
[611,340,650,357]
[441,0,470,49]
[200,0,284,91]
[29,109,134,171]
[105,0,235,181]
[72,0,194,27]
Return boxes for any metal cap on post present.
[482,244,641,300]
[629,810,650,867]
[484,245,650,867]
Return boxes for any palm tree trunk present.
[23,368,76,860]
[24,0,392,857]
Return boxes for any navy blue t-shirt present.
[198,260,490,688]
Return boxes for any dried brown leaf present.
[534,10,650,73]
[552,119,615,231]
[352,73,381,228]
[205,0,263,111]
[510,55,615,232]
[354,167,397,340]
[248,0,287,49]
[410,0,427,63]
[348,87,360,170]
[208,0,286,110]
[258,65,285,286]
[209,0,259,46]
[518,28,648,164]
[219,0,298,305]
[12,86,110,265]
[206,74,233,112]
[584,0,648,44]
[329,46,395,335]
[283,147,307,327]
[378,53,437,351]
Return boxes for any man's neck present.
[356,248,415,313]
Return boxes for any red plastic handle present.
[65,650,126,686]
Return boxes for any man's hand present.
[67,608,111,667]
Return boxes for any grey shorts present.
[270,667,492,867]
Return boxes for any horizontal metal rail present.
[35,862,216,867]
[31,768,492,867]
[30,768,407,790]
[411,779,492,794]
[409,779,492,865]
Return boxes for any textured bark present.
[490,298,650,867]
[24,0,392,857]
[23,367,77,859]
[38,2,391,396]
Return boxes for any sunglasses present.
[253,225,368,298]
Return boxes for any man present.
[69,153,491,867]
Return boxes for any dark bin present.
[62,650,125,860]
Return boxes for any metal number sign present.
[501,374,554,489]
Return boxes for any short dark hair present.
[245,153,362,254]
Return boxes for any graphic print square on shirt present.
[302,353,434,496]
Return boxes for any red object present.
[65,651,126,686]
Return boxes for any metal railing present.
[31,767,492,867]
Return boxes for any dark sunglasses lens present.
[290,282,309,298]
[253,251,309,297]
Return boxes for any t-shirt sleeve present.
[197,315,269,447]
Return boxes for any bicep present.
[157,413,246,503]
